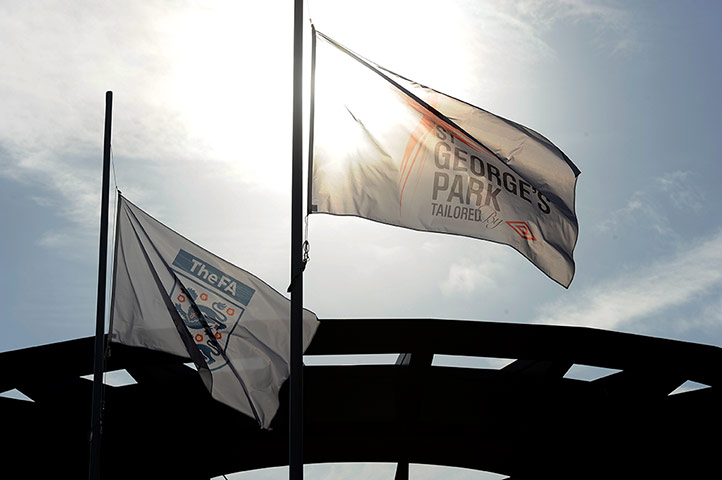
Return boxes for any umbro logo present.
[506,221,536,241]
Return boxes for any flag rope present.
[110,145,120,194]
[99,189,123,444]
[286,241,309,294]
[288,19,315,296]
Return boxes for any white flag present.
[110,195,319,428]
[311,32,580,287]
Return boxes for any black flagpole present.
[89,91,113,480]
[290,1,305,479]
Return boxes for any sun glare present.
[159,1,476,192]
[165,3,294,189]
[311,0,477,94]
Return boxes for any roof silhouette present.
[1,318,719,479]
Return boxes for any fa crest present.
[170,278,246,371]
[169,249,256,371]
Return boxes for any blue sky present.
[1,1,721,478]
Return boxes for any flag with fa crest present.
[110,195,319,428]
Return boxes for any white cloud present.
[0,2,190,238]
[595,190,674,237]
[595,170,705,238]
[440,257,506,297]
[510,0,639,54]
[36,231,74,249]
[656,171,704,212]
[702,294,722,326]
[536,229,722,330]
[0,1,297,250]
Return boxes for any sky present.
[0,0,721,478]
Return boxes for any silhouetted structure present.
[1,319,719,479]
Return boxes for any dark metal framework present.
[1,319,719,479]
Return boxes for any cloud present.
[595,189,674,237]
[439,257,507,297]
[702,294,722,327]
[310,0,637,107]
[0,1,296,248]
[535,229,722,330]
[655,171,704,212]
[509,0,639,55]
[595,170,705,238]
[0,2,187,238]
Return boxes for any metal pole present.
[290,1,305,479]
[89,91,113,480]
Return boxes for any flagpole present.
[89,90,113,480]
[290,0,305,479]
